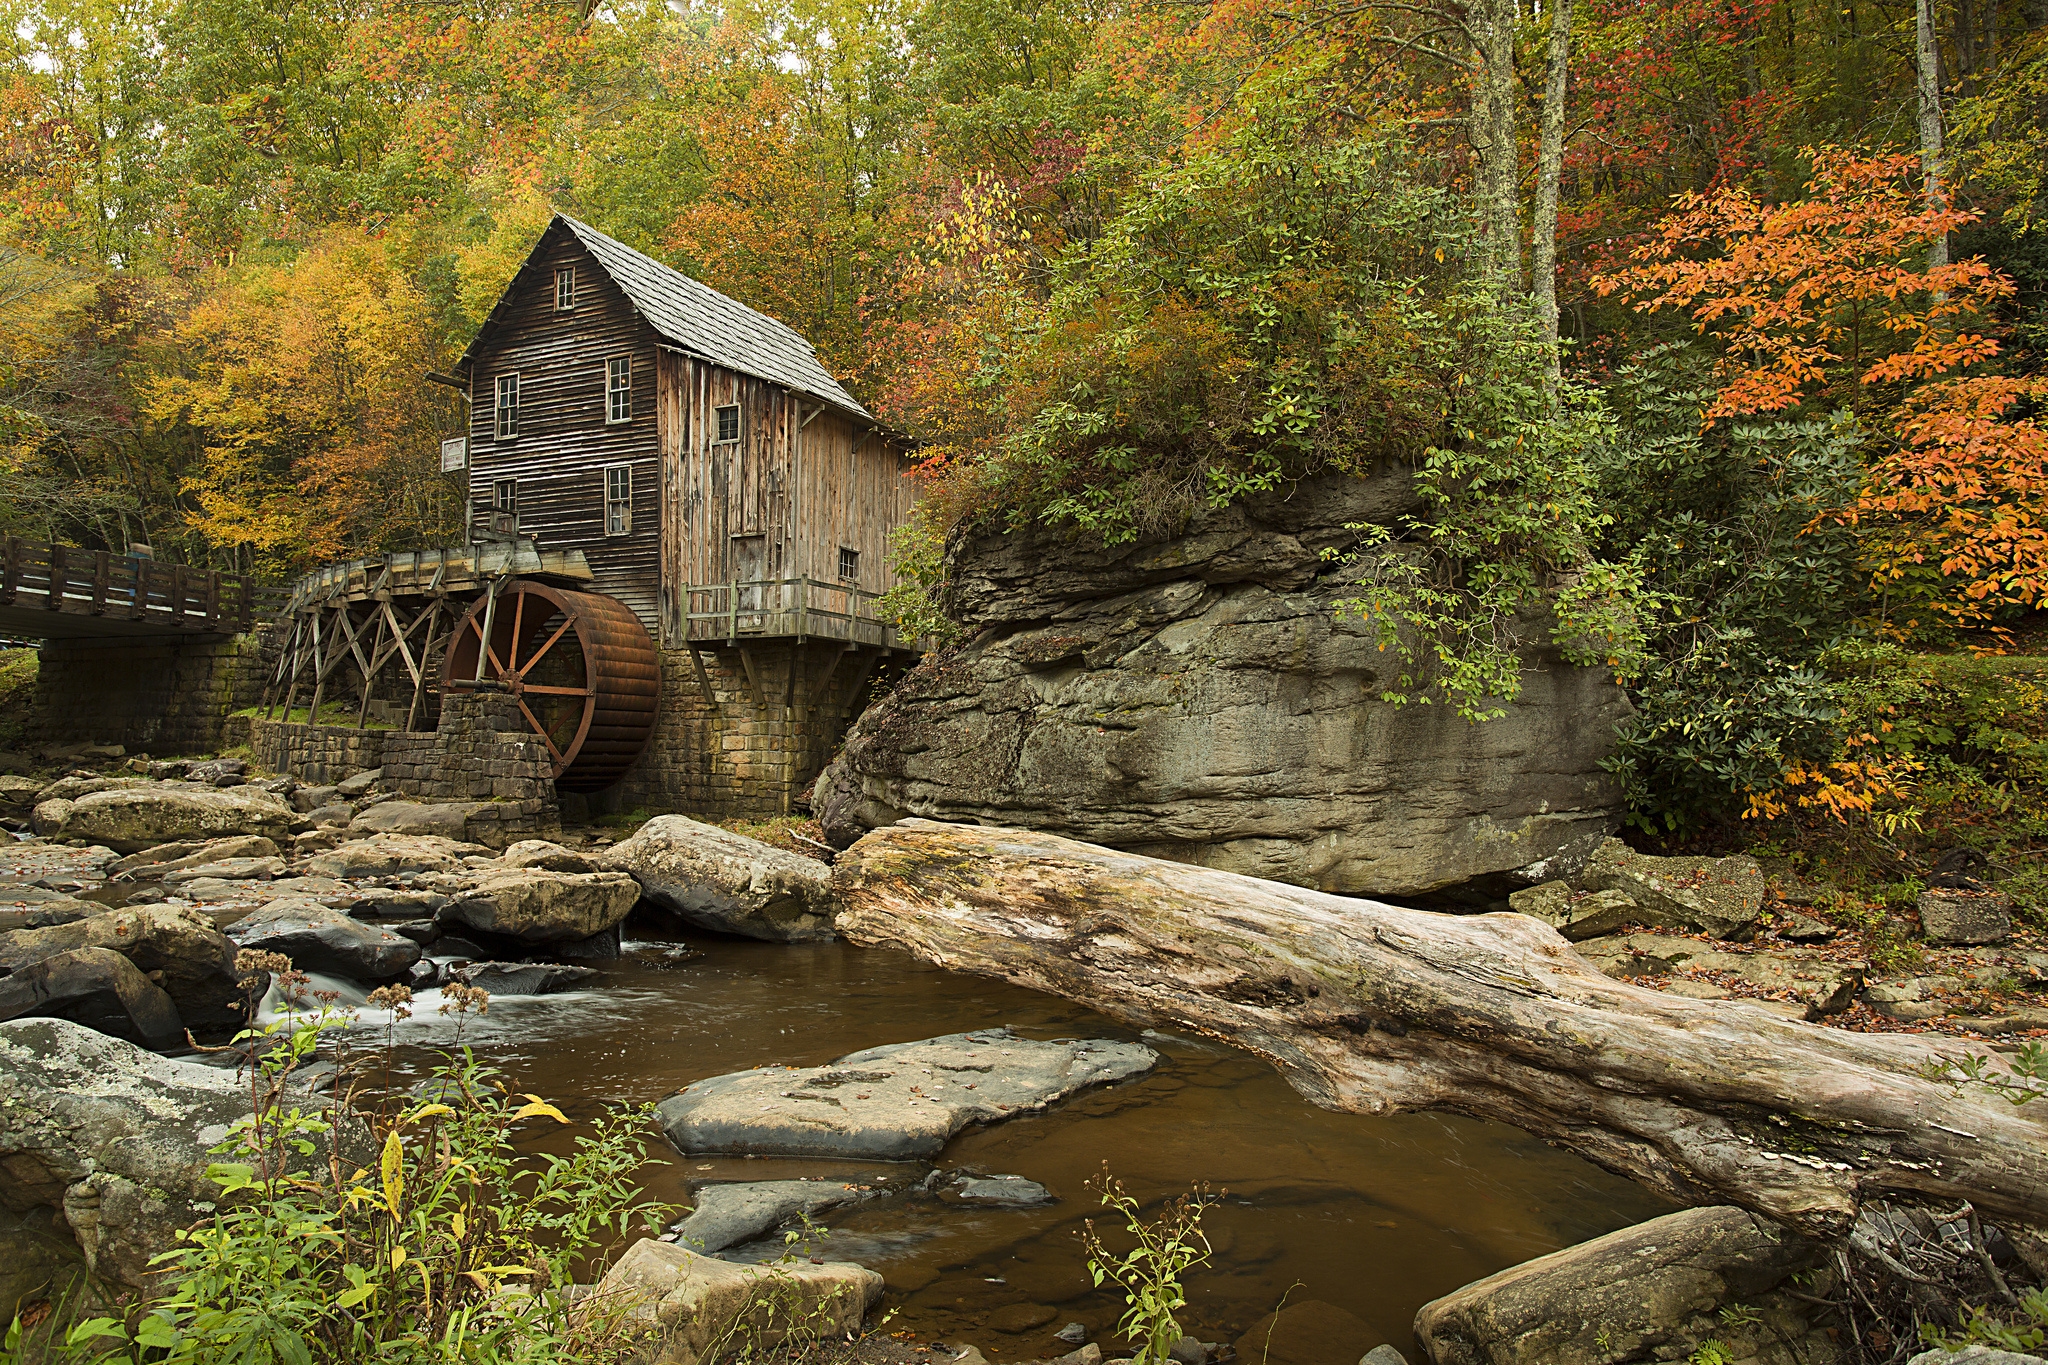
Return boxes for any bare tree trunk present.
[1532,0,1574,387]
[833,821,2048,1240]
[1917,0,1950,270]
[1469,0,1524,286]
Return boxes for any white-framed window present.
[494,478,517,514]
[494,373,519,439]
[713,403,741,444]
[607,356,632,424]
[604,465,632,535]
[555,266,576,311]
[838,546,860,582]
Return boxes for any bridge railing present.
[0,537,283,634]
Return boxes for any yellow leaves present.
[511,1097,570,1124]
[381,1130,406,1216]
[406,1104,455,1123]
[391,1245,408,1270]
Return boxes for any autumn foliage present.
[1598,151,2048,627]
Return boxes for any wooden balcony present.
[678,577,917,650]
[0,537,282,641]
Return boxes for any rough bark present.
[1532,0,1574,387]
[832,820,2048,1240]
[1917,0,1951,270]
[1468,0,1523,284]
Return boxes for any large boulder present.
[1413,1206,1836,1365]
[32,784,298,854]
[0,947,183,1049]
[813,473,1624,899]
[0,905,247,1030]
[436,868,640,943]
[657,1027,1156,1160]
[594,1238,882,1365]
[603,816,836,941]
[226,898,420,982]
[0,1018,252,1305]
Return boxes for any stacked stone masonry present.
[35,628,280,755]
[617,641,906,819]
[249,692,558,838]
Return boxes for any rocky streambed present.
[4,755,2048,1363]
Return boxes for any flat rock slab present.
[669,1179,879,1253]
[1573,933,1864,1018]
[349,800,485,841]
[298,834,484,879]
[1577,840,1765,939]
[446,961,599,995]
[657,1027,1158,1160]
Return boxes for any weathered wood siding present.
[656,352,916,647]
[788,407,919,592]
[466,224,662,631]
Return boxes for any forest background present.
[4,0,2048,865]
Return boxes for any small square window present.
[607,357,632,424]
[714,404,741,444]
[555,267,576,311]
[494,374,519,439]
[838,546,860,582]
[494,478,517,514]
[604,464,632,536]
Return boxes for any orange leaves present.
[1594,149,2011,422]
[1850,376,2048,620]
[1596,147,2044,626]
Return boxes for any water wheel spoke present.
[508,590,528,672]
[465,613,509,678]
[520,684,592,696]
[519,614,579,676]
[514,696,569,769]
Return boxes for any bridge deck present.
[0,538,279,641]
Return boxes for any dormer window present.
[555,266,576,311]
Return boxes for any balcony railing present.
[680,576,915,650]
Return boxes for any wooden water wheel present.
[442,581,660,792]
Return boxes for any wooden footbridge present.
[0,537,280,641]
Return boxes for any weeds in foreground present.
[1078,1166,1217,1365]
[19,967,672,1365]
[1918,1043,2048,1108]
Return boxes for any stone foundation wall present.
[616,641,903,820]
[248,692,558,840]
[35,629,279,756]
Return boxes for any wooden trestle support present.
[262,590,454,735]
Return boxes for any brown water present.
[320,930,1674,1359]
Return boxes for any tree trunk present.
[833,821,2048,1240]
[1468,0,1524,285]
[1532,0,1574,387]
[1917,0,1950,269]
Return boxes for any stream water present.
[315,928,1675,1360]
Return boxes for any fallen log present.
[831,820,2048,1238]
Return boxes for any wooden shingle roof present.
[464,214,872,422]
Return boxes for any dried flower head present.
[439,983,490,1017]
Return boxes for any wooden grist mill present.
[442,580,658,792]
[260,542,661,793]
